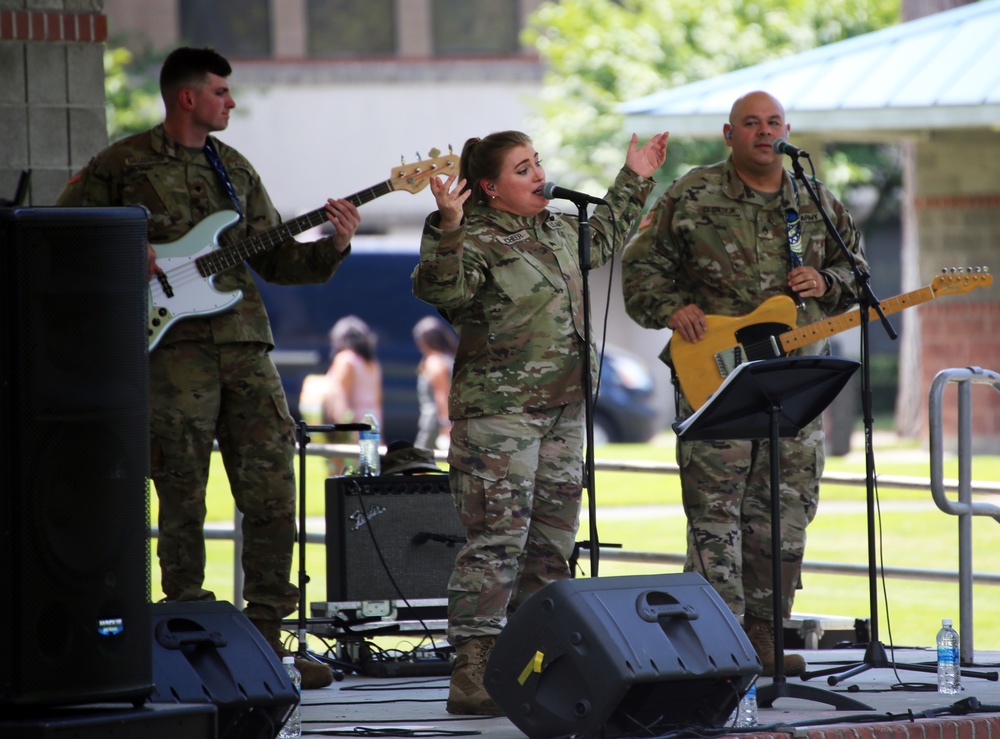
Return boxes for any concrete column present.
[397,0,430,57]
[271,0,306,58]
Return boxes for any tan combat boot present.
[744,615,806,677]
[446,636,503,716]
[249,618,334,690]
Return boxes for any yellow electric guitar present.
[671,268,993,411]
[146,149,458,350]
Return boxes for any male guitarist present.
[57,46,361,689]
[621,91,868,677]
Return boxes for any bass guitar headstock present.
[389,147,459,194]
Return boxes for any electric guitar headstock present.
[931,267,992,295]
[388,147,460,194]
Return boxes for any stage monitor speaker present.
[325,474,462,602]
[149,601,296,739]
[0,206,153,708]
[485,573,761,739]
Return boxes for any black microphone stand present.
[290,419,368,678]
[575,202,602,578]
[784,152,995,687]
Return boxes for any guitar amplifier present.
[325,475,464,602]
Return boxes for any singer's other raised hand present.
[625,131,669,179]
[430,173,470,232]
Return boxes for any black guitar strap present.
[203,139,244,219]
[786,176,802,269]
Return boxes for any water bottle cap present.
[942,618,953,626]
[282,655,295,664]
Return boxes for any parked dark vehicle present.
[256,238,660,445]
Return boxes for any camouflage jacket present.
[413,166,654,420]
[621,156,867,365]
[56,124,350,347]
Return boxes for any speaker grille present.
[325,475,463,602]
[0,207,153,707]
[485,573,761,738]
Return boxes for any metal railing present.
[151,433,1000,626]
[928,366,1000,662]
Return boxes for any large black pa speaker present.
[149,601,297,739]
[0,703,217,739]
[325,474,463,601]
[0,207,153,707]
[485,573,761,738]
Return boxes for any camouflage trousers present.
[445,402,584,645]
[676,396,824,621]
[149,340,300,623]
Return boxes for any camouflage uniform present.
[413,166,655,644]
[57,124,350,622]
[621,156,867,620]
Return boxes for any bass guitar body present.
[147,210,244,350]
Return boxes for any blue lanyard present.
[203,139,244,219]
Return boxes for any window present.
[306,0,396,57]
[179,0,271,58]
[431,0,520,56]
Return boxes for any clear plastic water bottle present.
[358,411,380,476]
[937,618,961,694]
[729,681,758,727]
[278,655,302,738]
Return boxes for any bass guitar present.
[671,268,992,411]
[147,149,458,350]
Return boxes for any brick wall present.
[903,130,1000,450]
[0,8,106,42]
[921,302,1000,451]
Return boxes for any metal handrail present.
[928,365,1000,662]
[150,438,1000,620]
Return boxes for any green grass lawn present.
[147,432,1000,655]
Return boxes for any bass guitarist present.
[56,46,360,689]
[621,90,868,677]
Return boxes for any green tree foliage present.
[522,0,899,192]
[104,45,164,143]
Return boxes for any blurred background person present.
[322,315,382,473]
[412,315,458,451]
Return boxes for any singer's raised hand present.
[430,173,470,232]
[625,131,669,179]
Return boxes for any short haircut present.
[159,46,232,100]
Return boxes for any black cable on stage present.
[305,728,483,737]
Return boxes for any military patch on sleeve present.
[498,231,530,245]
[638,211,655,230]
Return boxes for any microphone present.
[772,138,809,158]
[541,182,608,206]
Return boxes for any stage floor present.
[299,646,1000,739]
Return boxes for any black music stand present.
[289,420,369,677]
[675,356,871,710]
